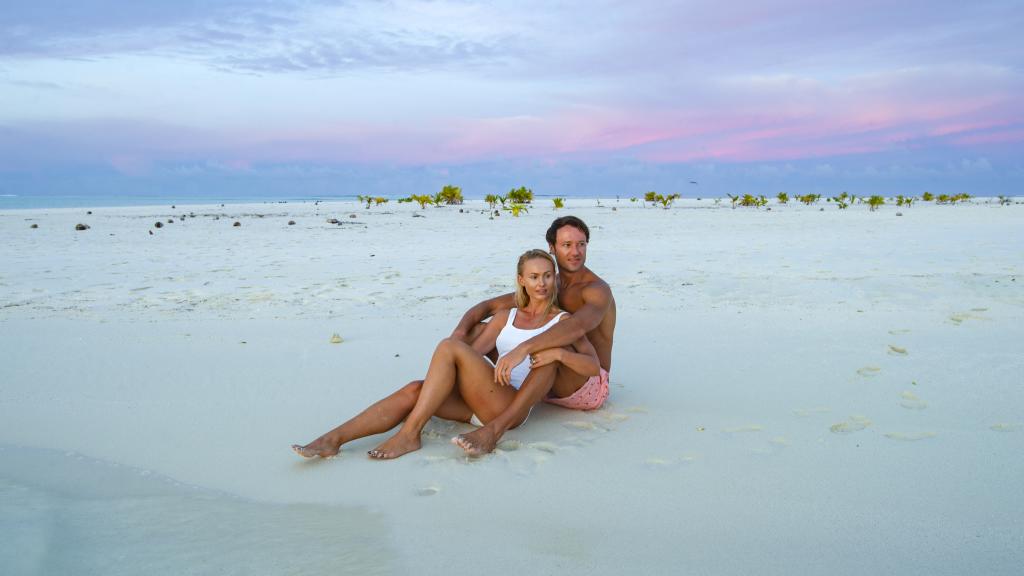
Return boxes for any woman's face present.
[518,257,555,305]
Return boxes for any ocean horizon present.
[0,190,1007,211]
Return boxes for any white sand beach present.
[1,198,1022,575]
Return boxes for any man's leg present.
[453,361,562,455]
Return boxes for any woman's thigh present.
[447,341,519,422]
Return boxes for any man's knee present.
[399,380,423,403]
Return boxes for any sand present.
[1,198,1022,575]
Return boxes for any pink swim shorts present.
[545,369,610,411]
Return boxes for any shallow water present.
[0,446,396,576]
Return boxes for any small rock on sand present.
[75,223,90,231]
[233,221,241,227]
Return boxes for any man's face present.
[549,225,588,273]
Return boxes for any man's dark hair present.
[546,215,590,246]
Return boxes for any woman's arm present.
[528,332,600,377]
[469,309,508,356]
[450,293,516,343]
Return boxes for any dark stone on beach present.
[612,207,617,211]
[75,223,90,231]
[413,213,424,218]
[172,205,176,209]
[494,210,500,216]
[395,353,400,357]
[819,208,824,211]
[30,223,38,229]
[327,218,339,224]
[167,219,173,224]
[896,212,903,216]
[87,210,92,214]
[233,221,241,227]
[154,221,163,228]
[766,207,771,211]
[459,209,464,213]
[149,230,153,235]
[349,214,357,218]
[288,220,296,225]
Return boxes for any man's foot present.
[367,433,421,460]
[452,425,500,456]
[291,437,340,459]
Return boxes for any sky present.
[1,0,1022,198]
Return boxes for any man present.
[450,215,616,455]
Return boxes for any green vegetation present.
[435,185,464,205]
[797,194,821,206]
[505,203,529,217]
[776,192,789,204]
[726,194,739,208]
[655,193,680,209]
[867,195,885,211]
[407,194,434,209]
[643,191,658,206]
[397,196,413,204]
[922,191,934,201]
[895,195,915,207]
[552,197,565,209]
[507,186,534,204]
[998,195,1012,206]
[737,194,767,208]
[629,197,638,203]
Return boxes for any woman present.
[292,249,600,460]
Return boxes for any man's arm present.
[494,282,611,385]
[450,292,516,343]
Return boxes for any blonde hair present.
[514,249,558,314]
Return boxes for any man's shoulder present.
[578,270,612,301]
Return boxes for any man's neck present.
[559,266,591,287]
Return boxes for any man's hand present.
[527,348,563,369]
[494,345,529,386]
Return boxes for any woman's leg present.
[368,338,517,459]
[292,379,474,458]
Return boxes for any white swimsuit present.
[496,308,567,390]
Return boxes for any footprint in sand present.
[416,485,441,496]
[990,423,1022,432]
[644,458,673,469]
[884,432,937,442]
[496,440,521,451]
[949,311,986,325]
[563,420,605,432]
[830,415,872,434]
[888,345,909,356]
[625,406,649,414]
[598,412,630,422]
[528,442,558,454]
[899,391,928,410]
[856,366,882,377]
[793,407,831,417]
[888,329,911,335]
[723,425,763,434]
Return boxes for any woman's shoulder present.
[550,307,569,322]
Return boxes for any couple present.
[292,215,616,459]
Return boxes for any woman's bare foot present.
[367,433,422,460]
[452,426,499,456]
[291,437,340,459]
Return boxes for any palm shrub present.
[552,197,565,209]
[867,195,885,211]
[777,192,789,204]
[507,186,533,204]
[436,185,464,205]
